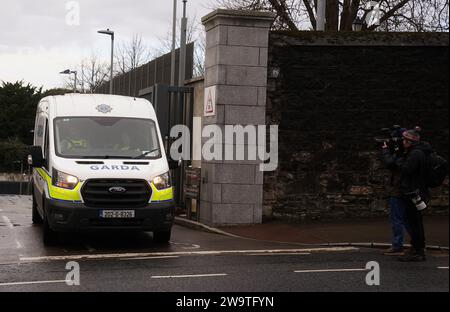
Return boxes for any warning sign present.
[204,86,216,117]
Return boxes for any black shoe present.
[398,251,426,262]
[383,247,405,256]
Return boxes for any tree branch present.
[268,0,299,30]
[302,0,317,30]
[367,0,411,30]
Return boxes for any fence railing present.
[95,43,194,96]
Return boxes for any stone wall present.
[0,173,31,195]
[0,173,30,182]
[264,31,449,221]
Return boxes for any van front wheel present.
[153,229,171,243]
[43,204,58,246]
[32,194,43,224]
[43,218,58,246]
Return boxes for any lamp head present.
[97,29,114,36]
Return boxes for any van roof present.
[42,93,156,120]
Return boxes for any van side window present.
[35,114,45,147]
[44,119,49,170]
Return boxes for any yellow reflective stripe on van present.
[36,168,51,183]
[150,183,174,202]
[35,168,82,202]
[49,182,82,202]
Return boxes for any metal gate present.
[139,84,194,208]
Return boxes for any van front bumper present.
[45,198,175,232]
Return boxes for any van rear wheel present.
[153,229,171,243]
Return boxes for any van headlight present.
[152,172,171,190]
[52,169,79,190]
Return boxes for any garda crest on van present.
[96,104,113,114]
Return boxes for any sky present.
[0,0,212,90]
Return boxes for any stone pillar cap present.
[202,9,276,25]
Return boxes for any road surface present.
[0,196,448,292]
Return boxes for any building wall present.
[264,31,449,221]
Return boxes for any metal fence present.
[95,43,194,96]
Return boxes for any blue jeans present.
[389,197,410,249]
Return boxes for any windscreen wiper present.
[133,148,160,159]
[84,155,134,159]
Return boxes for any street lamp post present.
[179,0,188,87]
[60,69,77,92]
[171,0,177,86]
[352,17,364,31]
[98,29,115,94]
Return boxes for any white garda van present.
[28,94,178,245]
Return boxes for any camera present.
[374,125,405,155]
[406,190,427,211]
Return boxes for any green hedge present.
[0,81,73,172]
[0,138,28,172]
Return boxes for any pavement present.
[175,215,449,249]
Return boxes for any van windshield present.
[54,117,161,159]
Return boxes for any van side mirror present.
[28,146,45,168]
[168,158,182,170]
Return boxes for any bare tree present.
[156,15,206,77]
[83,55,109,92]
[115,34,153,75]
[193,30,206,77]
[64,54,109,93]
[382,0,449,32]
[212,0,449,32]
[65,34,153,92]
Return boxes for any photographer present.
[383,127,432,262]
[380,128,410,256]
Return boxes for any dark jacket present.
[396,142,432,201]
[381,150,403,197]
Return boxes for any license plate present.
[99,210,135,219]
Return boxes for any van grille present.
[81,179,151,208]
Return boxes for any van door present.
[33,113,48,210]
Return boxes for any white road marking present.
[19,247,358,263]
[0,209,3,212]
[294,268,369,273]
[151,273,227,279]
[2,216,14,229]
[1,215,21,249]
[169,242,201,249]
[119,256,179,261]
[247,253,311,256]
[437,266,449,270]
[182,244,201,250]
[0,280,67,287]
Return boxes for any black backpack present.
[425,152,449,188]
